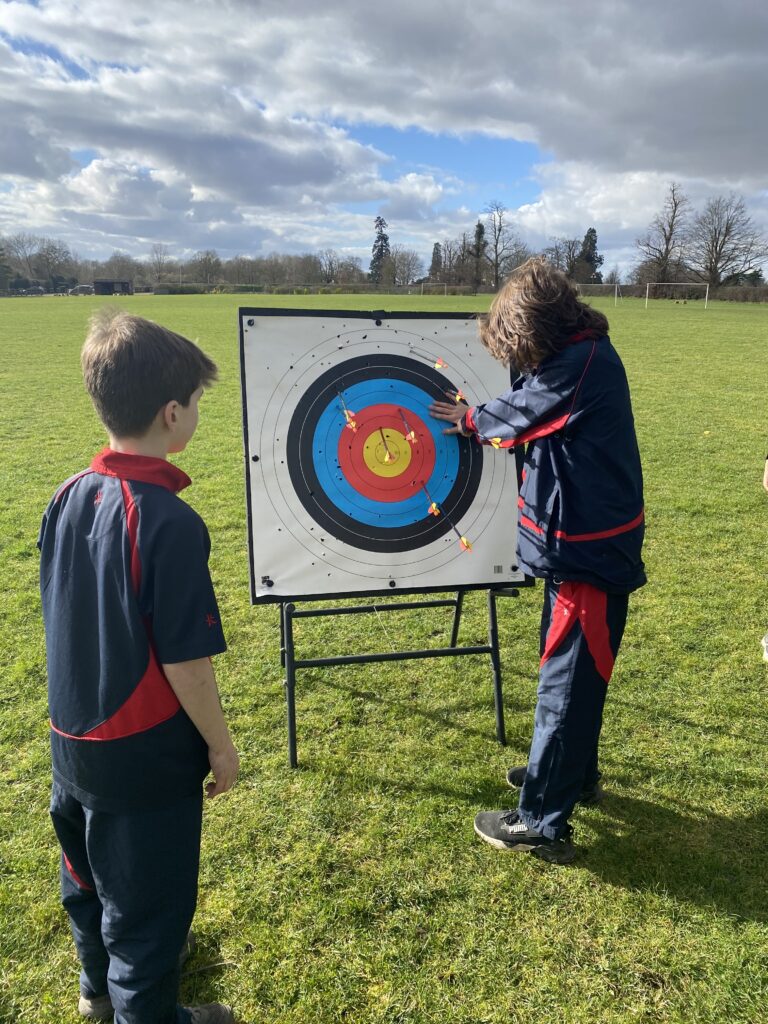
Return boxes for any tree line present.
[0,202,603,295]
[1,185,765,295]
[0,238,372,294]
[632,183,766,287]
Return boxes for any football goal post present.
[644,282,710,308]
[575,282,622,306]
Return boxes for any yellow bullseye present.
[362,427,412,477]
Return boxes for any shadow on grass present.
[178,933,235,1010]
[612,694,768,744]
[314,674,525,742]
[580,793,768,923]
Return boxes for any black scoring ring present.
[287,354,483,552]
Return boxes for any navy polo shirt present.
[38,449,227,811]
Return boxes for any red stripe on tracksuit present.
[63,852,94,891]
[518,507,645,543]
[540,581,616,683]
[466,339,599,450]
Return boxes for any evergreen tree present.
[369,216,390,283]
[472,221,487,290]
[576,227,604,283]
[429,242,443,280]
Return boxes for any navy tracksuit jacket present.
[464,330,645,594]
[463,331,646,838]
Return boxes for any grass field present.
[1,294,767,1023]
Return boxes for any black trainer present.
[505,765,605,806]
[474,809,577,863]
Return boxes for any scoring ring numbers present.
[247,315,517,592]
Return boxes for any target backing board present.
[239,309,524,603]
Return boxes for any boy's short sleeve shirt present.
[143,506,226,664]
[39,449,227,811]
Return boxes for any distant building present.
[93,279,134,296]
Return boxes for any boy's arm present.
[430,359,580,447]
[763,455,768,493]
[163,657,239,798]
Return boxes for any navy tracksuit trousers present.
[50,784,202,1024]
[518,580,629,840]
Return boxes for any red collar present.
[91,448,191,493]
[567,329,603,344]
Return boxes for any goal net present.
[575,282,623,306]
[644,282,710,308]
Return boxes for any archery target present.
[240,310,524,601]
[288,354,483,551]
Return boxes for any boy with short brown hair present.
[39,309,238,1023]
[431,259,645,863]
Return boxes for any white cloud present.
[0,0,766,265]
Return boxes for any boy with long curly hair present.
[431,258,645,863]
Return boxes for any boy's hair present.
[81,309,218,437]
[478,258,610,372]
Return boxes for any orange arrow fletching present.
[434,357,448,369]
[428,502,441,517]
[459,536,472,551]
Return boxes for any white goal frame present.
[575,282,622,307]
[644,281,710,309]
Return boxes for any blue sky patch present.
[343,123,549,212]
[4,33,91,80]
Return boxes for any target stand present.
[240,309,531,766]
[278,585,529,768]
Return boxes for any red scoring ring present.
[337,403,436,503]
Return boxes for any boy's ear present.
[161,399,180,430]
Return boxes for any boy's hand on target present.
[430,399,470,435]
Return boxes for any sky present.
[1,0,767,275]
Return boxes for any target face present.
[240,310,523,602]
[288,354,482,552]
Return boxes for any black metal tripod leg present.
[279,602,286,669]
[487,590,506,745]
[283,602,298,767]
[449,590,465,648]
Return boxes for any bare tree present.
[452,232,474,286]
[389,245,423,286]
[187,249,222,285]
[102,250,139,280]
[336,256,365,285]
[441,238,459,284]
[635,182,690,283]
[542,236,581,277]
[686,194,768,286]
[541,237,566,271]
[318,248,339,284]
[5,232,40,278]
[149,243,172,282]
[484,201,508,288]
[484,201,530,288]
[34,238,74,285]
